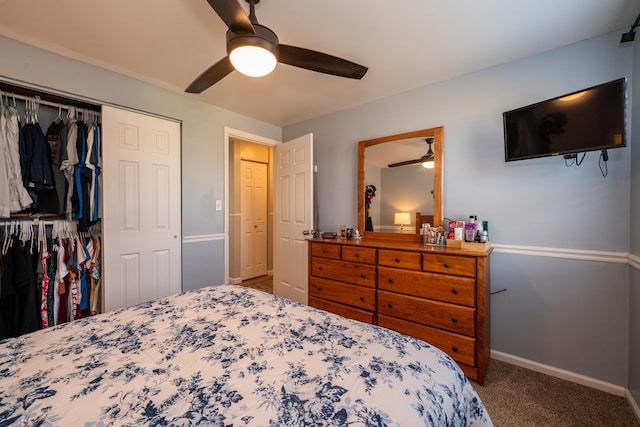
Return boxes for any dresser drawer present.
[311,242,341,259]
[423,254,476,278]
[378,314,476,366]
[342,246,376,264]
[378,266,476,307]
[310,297,375,324]
[311,258,377,287]
[378,291,475,336]
[309,277,376,311]
[378,249,421,270]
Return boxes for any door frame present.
[224,127,280,284]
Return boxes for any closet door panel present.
[152,164,170,230]
[153,249,171,299]
[120,161,140,231]
[121,253,141,309]
[102,106,182,312]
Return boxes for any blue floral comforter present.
[0,284,492,426]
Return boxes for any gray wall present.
[284,30,634,387]
[630,29,640,407]
[0,35,281,291]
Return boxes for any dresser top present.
[308,237,493,257]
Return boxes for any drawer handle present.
[355,253,360,257]
[360,296,365,302]
[451,317,458,323]
[316,286,323,291]
[318,266,323,271]
[395,257,401,263]
[360,273,366,278]
[452,288,458,294]
[322,249,327,253]
[388,278,394,284]
[444,263,450,268]
[452,346,459,353]
[387,303,393,308]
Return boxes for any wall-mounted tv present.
[503,78,626,162]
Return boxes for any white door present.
[273,134,313,304]
[101,105,182,312]
[240,160,267,280]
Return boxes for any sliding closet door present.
[101,106,182,312]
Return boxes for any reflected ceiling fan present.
[186,0,369,93]
[388,138,435,168]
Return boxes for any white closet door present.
[101,105,182,312]
[240,160,267,280]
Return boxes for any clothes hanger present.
[2,222,10,255]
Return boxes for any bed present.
[0,284,493,426]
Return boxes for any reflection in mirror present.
[365,140,434,233]
[358,127,443,242]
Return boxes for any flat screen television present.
[503,78,626,162]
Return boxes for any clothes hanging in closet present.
[21,113,57,211]
[0,103,33,217]
[0,221,102,339]
[0,96,102,225]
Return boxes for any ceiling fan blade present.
[185,56,235,93]
[387,159,421,168]
[278,44,368,79]
[206,0,255,33]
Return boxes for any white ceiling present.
[0,0,637,127]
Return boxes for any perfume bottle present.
[465,215,477,242]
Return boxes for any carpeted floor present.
[238,276,273,294]
[238,277,640,426]
[473,359,639,426]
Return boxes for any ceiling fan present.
[388,138,435,168]
[186,0,369,93]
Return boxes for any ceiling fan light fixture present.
[230,45,277,77]
[421,158,435,169]
[186,0,368,93]
[421,137,435,168]
[227,24,279,78]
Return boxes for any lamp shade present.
[394,212,411,225]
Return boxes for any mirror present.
[358,127,443,242]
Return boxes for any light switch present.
[215,200,222,211]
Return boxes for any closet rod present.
[1,90,101,117]
[0,218,77,226]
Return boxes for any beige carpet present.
[472,359,639,426]
[238,279,639,426]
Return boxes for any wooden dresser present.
[308,238,492,385]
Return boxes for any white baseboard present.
[625,388,640,424]
[491,350,626,396]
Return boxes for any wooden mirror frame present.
[358,126,443,242]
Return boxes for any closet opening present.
[0,79,103,339]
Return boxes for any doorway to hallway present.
[228,137,274,284]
